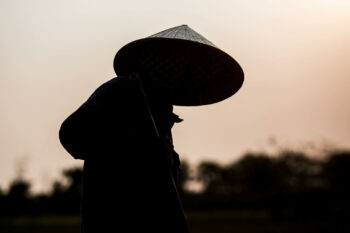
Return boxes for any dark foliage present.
[1,151,350,221]
[0,167,83,216]
[186,150,350,220]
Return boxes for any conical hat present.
[114,25,244,106]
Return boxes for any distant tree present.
[323,151,350,193]
[230,153,277,194]
[0,187,4,215]
[63,167,83,195]
[51,180,66,196]
[49,167,83,214]
[5,179,32,216]
[178,160,191,195]
[7,179,30,199]
[276,151,323,192]
[197,161,227,196]
[195,152,328,213]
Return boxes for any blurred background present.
[0,0,349,232]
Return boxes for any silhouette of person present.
[59,24,243,233]
[60,74,188,233]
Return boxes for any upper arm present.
[59,78,129,159]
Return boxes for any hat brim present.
[114,37,244,106]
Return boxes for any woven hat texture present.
[114,25,244,106]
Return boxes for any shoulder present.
[88,76,131,99]
[84,75,144,107]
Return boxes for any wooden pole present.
[128,72,189,232]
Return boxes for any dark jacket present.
[59,76,189,233]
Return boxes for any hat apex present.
[148,25,216,48]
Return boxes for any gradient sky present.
[1,0,349,193]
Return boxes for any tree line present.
[1,150,349,220]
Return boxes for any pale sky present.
[1,0,349,193]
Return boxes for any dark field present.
[1,210,349,233]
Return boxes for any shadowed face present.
[143,79,183,136]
